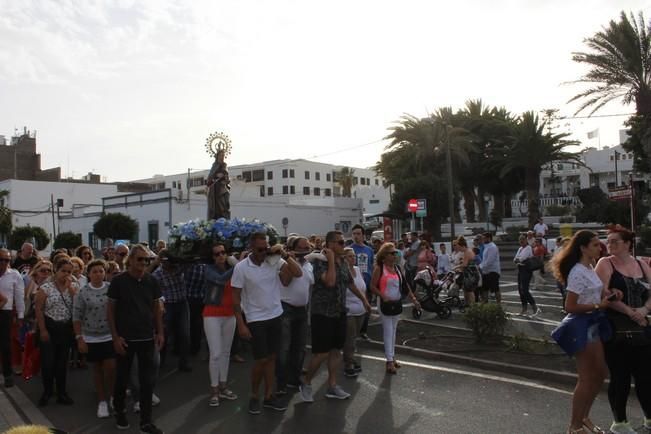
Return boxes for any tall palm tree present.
[495,112,581,227]
[336,167,355,198]
[570,11,651,171]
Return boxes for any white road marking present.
[358,353,572,396]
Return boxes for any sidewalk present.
[0,377,55,433]
[0,386,26,432]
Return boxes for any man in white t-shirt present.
[276,236,314,394]
[533,218,549,239]
[231,233,302,415]
[0,248,25,388]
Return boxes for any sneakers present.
[140,423,164,434]
[532,307,543,317]
[286,382,300,389]
[97,401,110,418]
[609,421,637,434]
[299,383,314,403]
[209,395,220,407]
[325,385,350,400]
[218,388,238,401]
[115,412,130,430]
[263,396,287,412]
[152,393,161,406]
[344,368,359,378]
[519,309,528,316]
[275,387,287,396]
[360,333,370,341]
[248,398,261,415]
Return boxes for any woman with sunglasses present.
[595,226,651,434]
[34,257,78,406]
[202,243,239,407]
[75,245,94,266]
[24,261,53,329]
[370,243,420,374]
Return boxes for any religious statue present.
[205,132,232,220]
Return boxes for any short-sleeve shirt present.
[41,281,74,322]
[107,272,162,341]
[566,263,603,305]
[230,256,285,323]
[407,240,421,268]
[351,243,374,288]
[280,260,314,307]
[311,258,352,318]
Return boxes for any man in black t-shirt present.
[107,244,164,434]
[11,243,38,275]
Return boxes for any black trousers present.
[114,339,155,426]
[39,318,73,397]
[604,339,651,422]
[0,310,13,378]
[188,298,204,355]
[517,267,536,310]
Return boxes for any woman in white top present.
[514,235,539,316]
[552,230,616,434]
[343,248,366,378]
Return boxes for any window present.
[375,179,379,186]
[610,156,614,161]
[290,186,295,194]
[629,153,633,159]
[325,188,332,197]
[315,172,320,181]
[366,178,370,185]
[259,185,265,197]
[282,185,289,194]
[369,199,380,204]
[360,178,365,185]
[172,181,177,189]
[314,187,320,196]
[290,169,295,178]
[305,171,310,180]
[303,186,310,195]
[243,171,252,182]
[282,169,288,178]
[252,169,264,182]
[622,154,627,160]
[267,187,273,196]
[353,177,358,185]
[267,171,273,180]
[326,173,332,182]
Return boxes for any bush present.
[545,204,571,216]
[504,225,528,242]
[463,303,509,343]
[53,232,82,251]
[8,226,50,251]
[93,213,138,241]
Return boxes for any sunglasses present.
[388,251,398,255]
[213,251,226,257]
[136,257,152,263]
[117,252,127,257]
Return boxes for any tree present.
[570,11,651,171]
[93,213,138,241]
[0,190,10,239]
[8,226,50,251]
[53,231,82,251]
[494,112,582,227]
[336,167,355,198]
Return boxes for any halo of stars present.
[205,132,232,158]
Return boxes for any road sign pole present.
[630,173,636,257]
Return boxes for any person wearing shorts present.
[231,233,302,415]
[299,231,370,403]
[73,259,115,419]
[479,232,501,304]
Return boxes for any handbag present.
[523,256,544,272]
[380,299,403,316]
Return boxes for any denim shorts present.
[586,323,600,343]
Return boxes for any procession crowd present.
[1,220,651,434]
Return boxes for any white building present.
[133,158,391,217]
[0,179,119,247]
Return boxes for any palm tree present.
[495,112,581,227]
[570,11,651,170]
[336,167,355,198]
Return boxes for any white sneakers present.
[97,401,110,418]
[609,421,637,434]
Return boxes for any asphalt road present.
[10,340,646,434]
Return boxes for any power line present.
[560,113,634,120]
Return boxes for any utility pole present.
[614,150,619,186]
[445,124,455,241]
[50,194,57,240]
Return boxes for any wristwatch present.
[593,304,600,311]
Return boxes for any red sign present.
[407,199,418,212]
[383,217,393,242]
[608,186,632,201]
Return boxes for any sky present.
[0,0,648,182]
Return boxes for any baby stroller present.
[411,267,462,319]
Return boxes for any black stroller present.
[411,267,462,319]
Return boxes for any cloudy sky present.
[0,0,647,181]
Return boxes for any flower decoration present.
[168,217,279,257]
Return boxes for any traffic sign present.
[407,199,418,212]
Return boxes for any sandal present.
[582,419,606,434]
[385,362,397,375]
[567,428,588,434]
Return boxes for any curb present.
[0,388,25,429]
[359,338,579,387]
[6,384,55,428]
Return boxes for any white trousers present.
[203,316,236,387]
[380,313,400,362]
